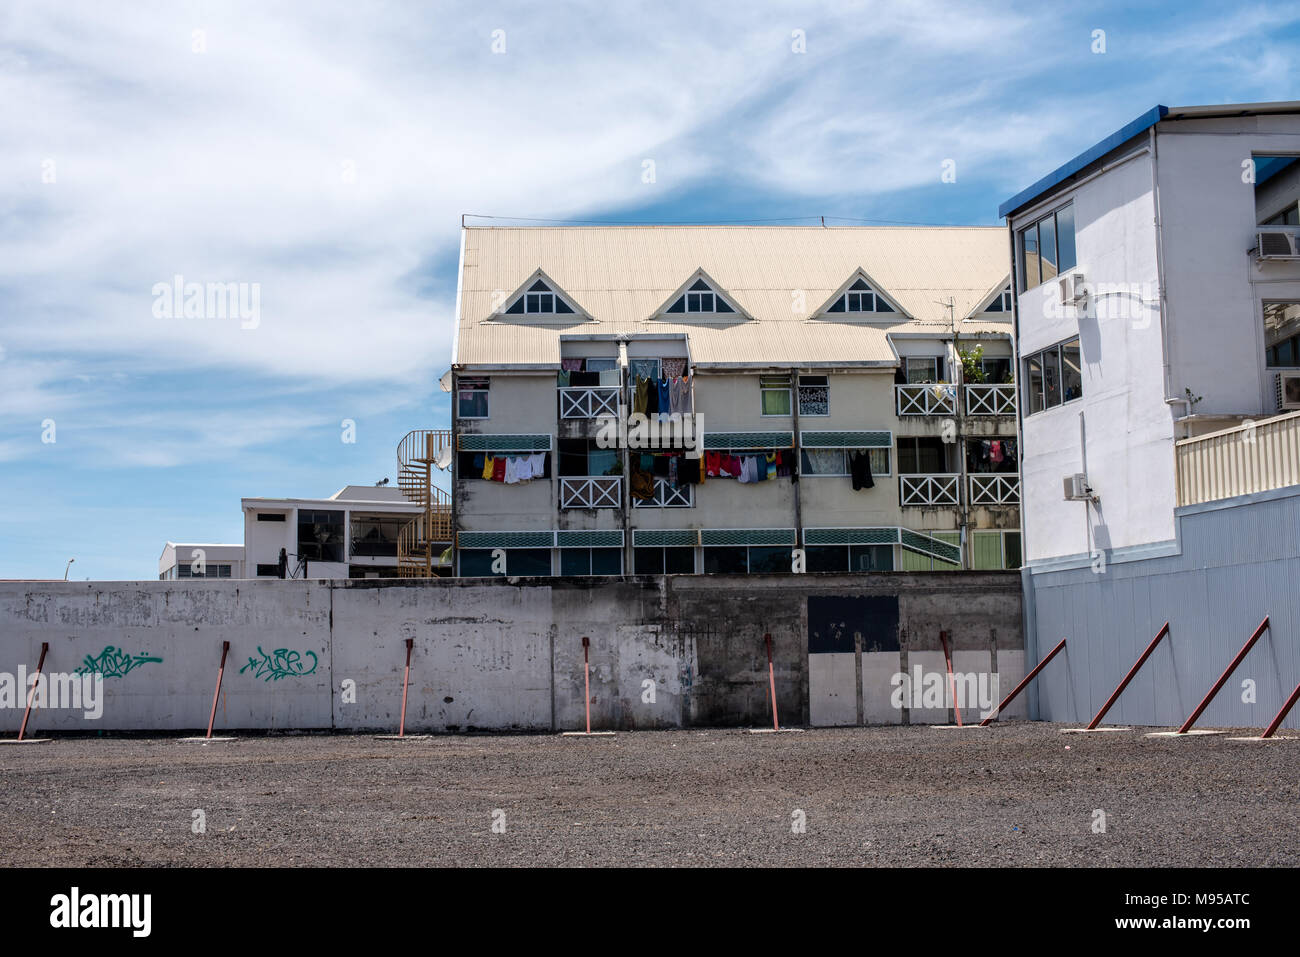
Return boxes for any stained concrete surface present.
[0,723,1293,867]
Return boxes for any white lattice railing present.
[632,478,694,508]
[896,384,957,416]
[559,387,620,419]
[900,473,961,507]
[559,476,622,509]
[964,383,1017,416]
[968,473,1020,506]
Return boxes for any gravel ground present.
[0,723,1295,867]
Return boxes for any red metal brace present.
[1177,617,1269,734]
[939,630,962,726]
[17,642,49,741]
[1085,622,1170,729]
[1261,679,1300,739]
[205,641,230,740]
[765,633,779,731]
[399,638,414,737]
[980,638,1067,726]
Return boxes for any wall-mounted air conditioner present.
[1256,231,1300,261]
[1063,472,1095,502]
[1277,371,1300,410]
[1057,271,1087,305]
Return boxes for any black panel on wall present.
[807,596,900,654]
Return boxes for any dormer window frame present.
[652,269,749,321]
[493,269,592,322]
[812,270,908,321]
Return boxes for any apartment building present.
[1001,101,1300,729]
[446,225,1021,578]
[158,542,245,580]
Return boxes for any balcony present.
[964,383,1017,416]
[896,383,957,416]
[560,386,620,419]
[968,473,1020,506]
[632,478,694,508]
[900,473,961,507]
[1175,410,1300,506]
[559,476,622,509]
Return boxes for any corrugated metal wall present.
[1027,486,1300,729]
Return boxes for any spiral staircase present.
[396,429,454,577]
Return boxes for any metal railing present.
[559,476,622,509]
[632,478,694,508]
[1175,410,1300,506]
[896,383,957,416]
[964,383,1017,416]
[559,386,620,419]
[900,473,961,507]
[968,472,1020,506]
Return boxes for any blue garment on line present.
[656,379,671,414]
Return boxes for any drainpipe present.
[1150,127,1181,432]
[618,339,632,574]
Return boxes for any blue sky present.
[2,0,1298,580]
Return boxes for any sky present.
[1,0,1298,580]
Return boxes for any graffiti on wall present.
[75,646,164,678]
[240,646,319,682]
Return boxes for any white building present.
[1002,101,1300,730]
[1002,101,1300,567]
[158,542,245,580]
[161,485,425,580]
[242,486,423,579]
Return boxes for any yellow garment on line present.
[482,455,495,480]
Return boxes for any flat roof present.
[998,100,1300,220]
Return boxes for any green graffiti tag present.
[239,647,318,682]
[75,645,164,678]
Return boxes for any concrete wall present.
[0,571,1021,733]
[1024,485,1300,730]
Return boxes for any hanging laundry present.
[990,440,1004,464]
[472,453,485,475]
[656,378,671,418]
[557,370,570,387]
[670,376,691,414]
[849,450,875,491]
[570,371,600,387]
[504,456,520,484]
[705,451,722,477]
[482,455,495,481]
[633,377,650,415]
[560,358,584,372]
[645,377,660,415]
[669,455,679,488]
[492,456,506,482]
[630,468,655,501]
[661,357,687,378]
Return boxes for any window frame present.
[457,376,490,419]
[760,374,793,417]
[799,447,891,477]
[796,375,830,416]
[1017,202,1077,293]
[1021,337,1083,416]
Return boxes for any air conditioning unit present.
[1277,371,1300,410]
[1063,472,1094,502]
[1057,271,1087,305]
[1256,231,1300,261]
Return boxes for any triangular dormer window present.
[665,278,735,315]
[825,278,894,314]
[983,285,1013,313]
[504,278,576,316]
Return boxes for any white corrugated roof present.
[454,225,1011,368]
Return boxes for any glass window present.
[703,547,748,574]
[897,437,947,474]
[1043,346,1062,407]
[797,375,829,415]
[634,548,664,574]
[761,375,792,415]
[801,449,846,475]
[560,549,590,576]
[905,357,942,383]
[457,377,489,418]
[805,546,848,572]
[747,547,790,574]
[849,544,893,571]
[1004,532,1022,570]
[1264,303,1300,367]
[663,547,694,574]
[1025,355,1044,414]
[298,510,344,563]
[507,549,551,576]
[980,357,1011,384]
[1056,205,1076,272]
[1018,221,1039,292]
[458,549,497,577]
[1018,203,1075,292]
[584,357,618,372]
[1038,213,1057,282]
[1061,339,1082,402]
